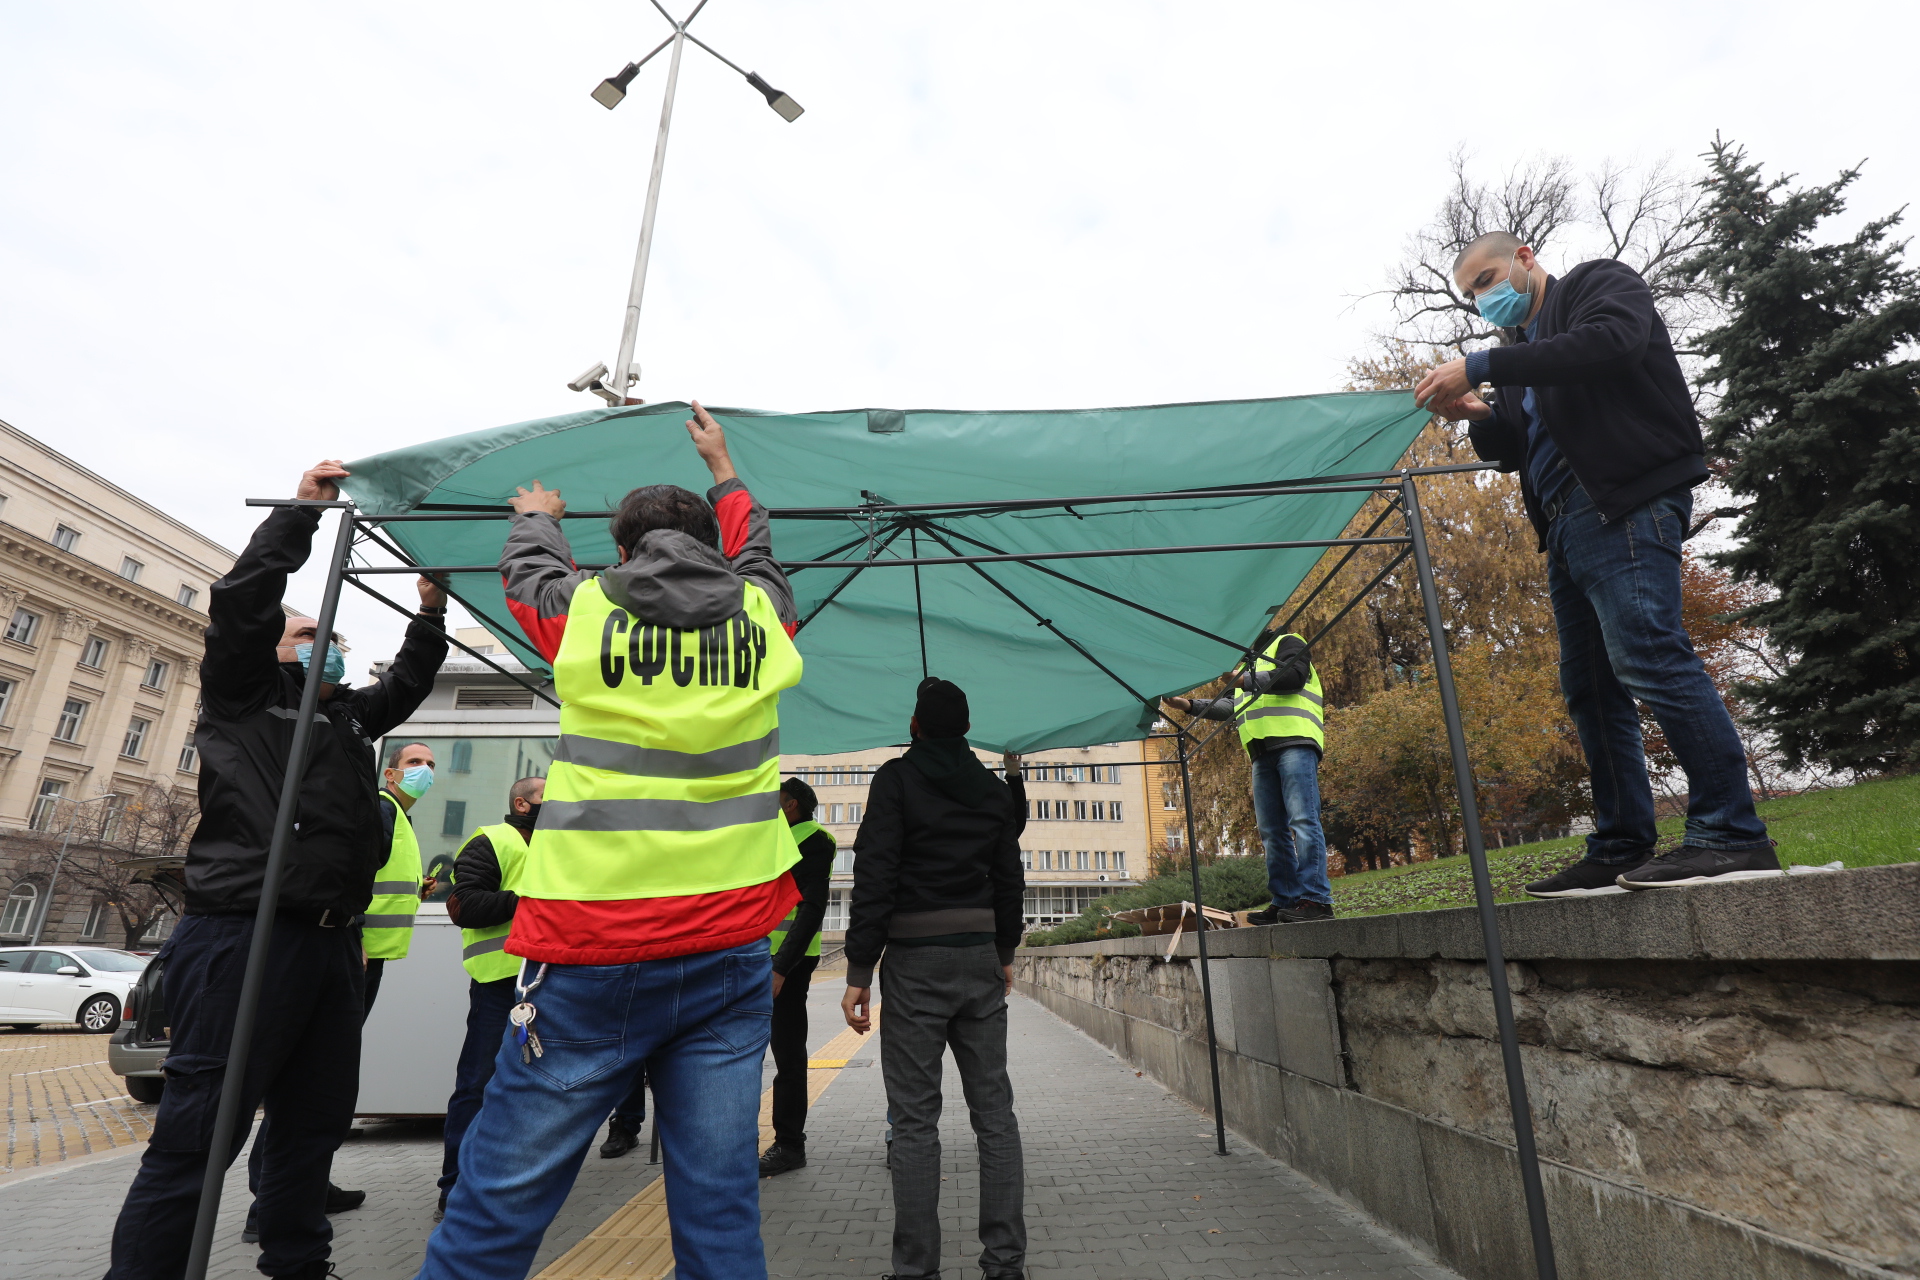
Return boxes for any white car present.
[0,945,150,1032]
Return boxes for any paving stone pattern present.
[1,1026,154,1173]
[1,984,1458,1280]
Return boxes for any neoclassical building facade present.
[0,418,234,944]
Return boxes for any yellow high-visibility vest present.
[454,821,528,983]
[1232,632,1326,754]
[520,576,805,902]
[769,819,834,959]
[364,791,422,960]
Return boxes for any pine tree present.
[1684,138,1920,771]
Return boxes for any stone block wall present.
[1017,864,1920,1280]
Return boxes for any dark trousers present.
[439,976,519,1190]
[247,950,386,1202]
[606,1069,652,1137]
[105,914,364,1279]
[768,955,818,1147]
[880,944,1025,1280]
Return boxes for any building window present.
[1095,851,1108,870]
[449,739,474,773]
[1111,801,1123,822]
[82,636,109,667]
[53,524,81,551]
[823,889,849,933]
[143,658,169,690]
[6,608,40,645]
[31,779,66,829]
[176,585,199,608]
[0,677,13,723]
[120,557,144,582]
[179,736,199,772]
[142,911,174,941]
[82,900,108,939]
[1074,800,1088,821]
[1076,850,1089,870]
[847,802,863,823]
[1020,849,1032,870]
[1035,799,1051,821]
[1114,851,1126,873]
[54,698,88,742]
[1162,781,1181,810]
[0,883,37,936]
[827,803,844,824]
[122,718,151,759]
[1091,801,1105,821]
[442,799,468,837]
[101,793,127,840]
[832,847,855,874]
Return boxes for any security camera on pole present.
[569,0,805,406]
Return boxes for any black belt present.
[1541,485,1583,526]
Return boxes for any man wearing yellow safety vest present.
[417,404,802,1280]
[757,775,837,1178]
[436,774,542,1219]
[1162,629,1333,924]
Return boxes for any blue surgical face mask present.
[397,765,435,798]
[292,642,348,684]
[1472,251,1534,328]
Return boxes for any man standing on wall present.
[417,404,802,1280]
[1162,628,1331,923]
[757,775,837,1178]
[1414,234,1774,895]
[103,461,447,1280]
[843,677,1028,1280]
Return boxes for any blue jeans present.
[1547,485,1768,862]
[1250,744,1330,906]
[439,975,518,1191]
[415,940,773,1280]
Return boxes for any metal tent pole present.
[1176,733,1229,1157]
[910,524,928,679]
[611,24,688,399]
[184,501,357,1280]
[1399,473,1559,1280]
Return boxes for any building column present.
[79,635,150,791]
[0,608,97,828]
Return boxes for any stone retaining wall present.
[1016,864,1920,1280]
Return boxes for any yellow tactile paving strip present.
[534,1012,878,1280]
[1,1031,155,1173]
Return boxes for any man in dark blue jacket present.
[1414,234,1775,895]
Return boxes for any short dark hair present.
[610,484,719,557]
[509,775,545,806]
[781,776,818,819]
[386,741,431,769]
[1451,230,1524,275]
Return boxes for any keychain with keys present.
[510,961,549,1064]
[510,1002,543,1062]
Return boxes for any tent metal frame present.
[185,461,1560,1280]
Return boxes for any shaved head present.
[1452,230,1524,275]
[510,775,546,806]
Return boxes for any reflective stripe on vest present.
[770,820,835,959]
[363,791,422,960]
[456,822,528,983]
[1231,633,1326,754]
[519,576,805,902]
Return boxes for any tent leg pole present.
[184,506,356,1280]
[910,524,928,679]
[1177,734,1228,1157]
[1400,474,1559,1280]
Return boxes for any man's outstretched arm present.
[688,402,797,629]
[500,481,592,664]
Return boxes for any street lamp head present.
[593,62,642,111]
[745,71,803,122]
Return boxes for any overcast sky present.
[3,1,1911,680]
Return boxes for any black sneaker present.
[599,1127,639,1159]
[241,1208,260,1244]
[759,1141,807,1177]
[325,1183,365,1214]
[434,1188,448,1222]
[1246,902,1292,926]
[268,1260,339,1280]
[1524,855,1649,898]
[1275,901,1333,923]
[1618,841,1782,890]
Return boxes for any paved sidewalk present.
[1,1026,154,1174]
[760,994,1458,1280]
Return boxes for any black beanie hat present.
[914,676,970,738]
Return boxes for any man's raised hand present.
[1412,358,1493,422]
[297,460,350,502]
[510,481,566,520]
[686,401,738,485]
[417,575,448,612]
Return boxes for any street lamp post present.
[29,793,110,946]
[570,0,805,405]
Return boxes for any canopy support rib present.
[792,524,909,634]
[350,521,556,678]
[1280,496,1405,634]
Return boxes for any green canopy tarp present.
[341,393,1427,755]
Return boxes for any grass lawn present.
[1328,772,1920,918]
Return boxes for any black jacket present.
[446,812,535,932]
[845,744,1026,986]
[771,826,836,977]
[185,506,447,919]
[1468,258,1706,547]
